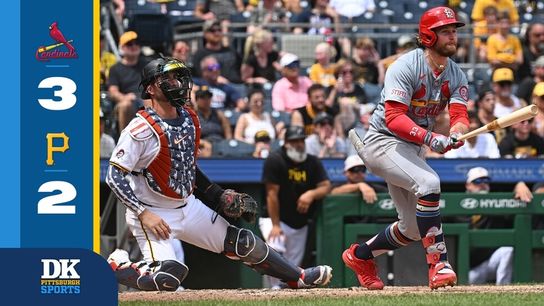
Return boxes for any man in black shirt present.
[192,20,242,83]
[107,31,150,131]
[260,126,331,288]
[498,118,544,158]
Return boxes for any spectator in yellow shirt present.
[309,42,337,89]
[473,6,499,62]
[471,0,518,24]
[486,12,523,70]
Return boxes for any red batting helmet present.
[419,6,465,48]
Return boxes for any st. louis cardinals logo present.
[444,8,455,19]
[459,86,469,102]
[36,21,78,61]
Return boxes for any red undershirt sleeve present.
[385,101,429,144]
[448,102,469,129]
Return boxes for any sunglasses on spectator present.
[284,61,300,69]
[207,27,222,33]
[124,40,138,47]
[348,166,366,173]
[497,81,512,87]
[471,177,490,185]
[206,63,221,71]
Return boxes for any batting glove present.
[449,132,465,149]
[424,132,451,154]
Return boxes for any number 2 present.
[37,181,77,214]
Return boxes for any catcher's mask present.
[140,57,193,107]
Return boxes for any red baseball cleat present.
[428,261,457,289]
[342,244,384,290]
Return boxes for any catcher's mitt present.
[219,189,258,223]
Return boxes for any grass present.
[120,292,544,306]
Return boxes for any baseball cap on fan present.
[195,86,213,99]
[254,130,271,143]
[119,31,138,47]
[344,155,365,172]
[280,53,300,68]
[203,19,221,32]
[492,68,514,83]
[533,82,544,97]
[284,125,306,141]
[466,167,490,184]
[397,34,416,48]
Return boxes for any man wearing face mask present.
[463,167,533,285]
[260,125,332,288]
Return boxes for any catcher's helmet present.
[419,6,465,48]
[140,57,192,107]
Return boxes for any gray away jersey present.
[370,48,469,136]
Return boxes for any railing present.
[100,158,544,183]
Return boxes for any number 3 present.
[38,77,77,111]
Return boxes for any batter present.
[344,6,470,290]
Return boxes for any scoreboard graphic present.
[2,1,117,305]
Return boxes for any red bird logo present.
[49,22,75,52]
[413,84,426,99]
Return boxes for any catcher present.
[105,56,332,291]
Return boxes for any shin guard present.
[224,225,301,282]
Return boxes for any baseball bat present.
[457,104,539,141]
[37,40,74,53]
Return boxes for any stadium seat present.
[280,34,325,68]
[223,109,242,129]
[212,139,255,158]
[354,13,392,34]
[128,13,173,54]
[166,0,200,28]
[124,0,162,19]
[270,110,291,126]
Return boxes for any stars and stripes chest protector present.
[137,107,201,199]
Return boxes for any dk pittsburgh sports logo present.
[40,259,81,294]
[36,21,78,61]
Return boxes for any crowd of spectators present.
[100,0,544,161]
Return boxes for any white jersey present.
[443,133,500,158]
[493,95,522,118]
[369,48,469,137]
[109,108,196,210]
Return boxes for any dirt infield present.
[119,285,544,302]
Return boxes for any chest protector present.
[137,107,201,199]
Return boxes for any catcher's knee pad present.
[224,225,300,282]
[116,260,188,291]
[224,225,267,263]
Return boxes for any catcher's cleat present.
[342,244,384,290]
[428,261,457,290]
[286,265,333,289]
